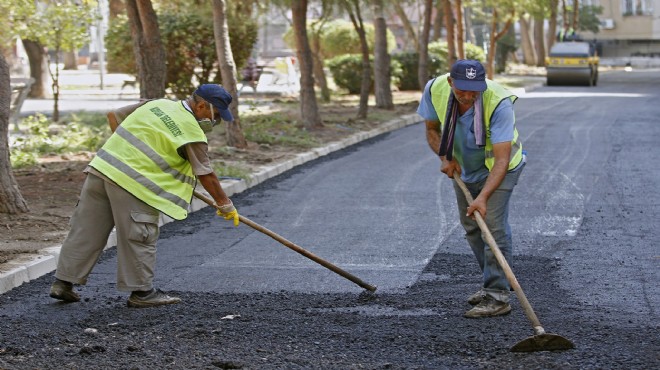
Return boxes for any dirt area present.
[0,93,420,272]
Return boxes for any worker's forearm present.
[478,160,508,201]
[477,142,512,201]
[425,120,441,154]
[197,172,231,206]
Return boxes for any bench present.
[9,77,35,131]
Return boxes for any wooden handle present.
[193,190,377,292]
[452,174,544,334]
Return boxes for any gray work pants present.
[55,173,160,292]
[452,163,525,303]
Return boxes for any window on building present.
[622,0,653,16]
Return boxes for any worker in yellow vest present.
[417,60,526,318]
[50,84,239,308]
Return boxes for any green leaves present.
[15,0,97,52]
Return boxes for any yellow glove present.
[216,201,240,227]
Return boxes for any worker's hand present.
[440,158,461,179]
[466,195,487,220]
[216,201,240,227]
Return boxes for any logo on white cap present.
[466,67,476,79]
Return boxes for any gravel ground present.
[2,69,658,369]
[0,235,656,369]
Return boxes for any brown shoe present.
[467,289,484,305]
[464,296,511,318]
[50,279,80,302]
[127,289,181,308]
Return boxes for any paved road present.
[1,69,658,369]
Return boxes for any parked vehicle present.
[546,42,599,86]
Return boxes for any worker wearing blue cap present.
[417,60,526,318]
[50,84,239,308]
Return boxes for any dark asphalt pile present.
[0,228,656,369]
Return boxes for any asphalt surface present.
[1,69,658,369]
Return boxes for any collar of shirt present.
[181,100,193,114]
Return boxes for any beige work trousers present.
[55,173,160,292]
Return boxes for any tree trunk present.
[372,0,393,109]
[572,0,579,30]
[291,0,322,128]
[443,0,456,66]
[63,51,78,70]
[0,53,29,214]
[533,16,546,67]
[464,6,476,44]
[455,0,464,59]
[547,0,559,51]
[310,30,330,103]
[109,0,126,19]
[432,0,443,42]
[21,39,50,99]
[486,8,513,79]
[344,0,370,119]
[126,0,166,99]
[48,46,61,122]
[519,15,536,65]
[392,2,418,51]
[212,0,247,149]
[418,0,432,90]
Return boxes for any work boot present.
[127,289,181,308]
[467,289,484,305]
[464,295,511,318]
[49,279,80,302]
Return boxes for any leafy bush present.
[105,10,258,98]
[391,52,445,91]
[10,113,109,169]
[389,42,487,91]
[105,16,134,74]
[326,54,404,94]
[326,54,368,94]
[428,41,487,64]
[283,19,396,59]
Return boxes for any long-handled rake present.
[453,174,574,352]
[193,191,377,293]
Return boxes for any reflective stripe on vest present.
[113,126,196,187]
[90,99,207,220]
[430,74,523,171]
[95,147,190,211]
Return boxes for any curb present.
[0,113,422,295]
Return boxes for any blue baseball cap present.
[450,60,487,92]
[194,84,234,122]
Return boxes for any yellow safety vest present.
[90,99,207,220]
[430,74,523,171]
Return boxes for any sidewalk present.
[1,69,544,295]
[19,68,302,118]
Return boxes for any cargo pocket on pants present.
[129,212,160,245]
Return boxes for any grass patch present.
[243,112,318,149]
[10,112,110,169]
[212,162,251,181]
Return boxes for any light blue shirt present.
[417,78,515,183]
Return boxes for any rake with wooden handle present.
[193,190,377,293]
[453,173,574,352]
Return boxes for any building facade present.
[584,0,660,58]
